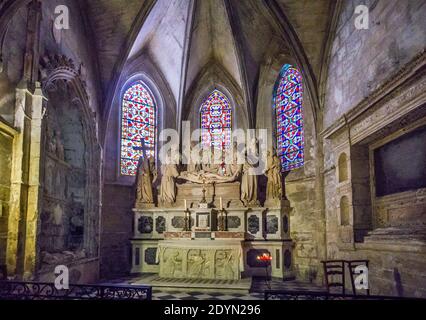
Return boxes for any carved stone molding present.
[322,50,426,141]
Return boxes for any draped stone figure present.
[187,141,202,173]
[160,154,180,205]
[241,156,258,206]
[265,151,282,202]
[225,142,243,178]
[136,156,157,207]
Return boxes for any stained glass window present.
[120,80,156,176]
[200,89,232,151]
[273,64,304,171]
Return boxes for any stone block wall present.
[321,0,426,297]
[324,0,426,128]
[100,184,135,278]
[0,130,13,267]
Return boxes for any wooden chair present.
[347,260,370,296]
[321,260,346,295]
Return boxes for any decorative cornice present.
[40,53,78,76]
[322,50,426,140]
[39,53,89,103]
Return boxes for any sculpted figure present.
[265,150,282,201]
[159,151,180,205]
[241,154,258,206]
[187,141,202,173]
[164,251,182,277]
[179,144,241,184]
[136,156,157,205]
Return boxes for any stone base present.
[158,239,243,280]
[135,202,156,209]
[176,182,243,208]
[132,274,251,294]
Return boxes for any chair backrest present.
[347,260,370,296]
[321,260,346,295]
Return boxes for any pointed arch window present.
[200,89,232,151]
[273,64,304,171]
[120,80,156,176]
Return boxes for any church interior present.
[0,0,425,300]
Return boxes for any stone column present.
[23,83,45,279]
[6,83,31,277]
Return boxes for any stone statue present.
[202,145,221,175]
[179,144,241,184]
[226,142,243,178]
[136,156,157,206]
[159,152,180,205]
[241,155,258,206]
[265,150,282,202]
[187,141,202,173]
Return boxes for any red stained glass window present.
[120,81,156,176]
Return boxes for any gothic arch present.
[103,53,176,184]
[183,61,249,133]
[39,53,101,267]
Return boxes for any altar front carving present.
[157,240,243,280]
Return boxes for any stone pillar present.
[23,83,45,279]
[6,83,31,277]
[5,0,42,279]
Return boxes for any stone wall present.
[320,0,426,297]
[0,0,103,280]
[0,6,27,124]
[322,19,426,296]
[100,184,134,278]
[324,0,426,129]
[0,129,13,267]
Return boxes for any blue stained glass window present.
[120,80,156,176]
[273,64,304,171]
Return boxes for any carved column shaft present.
[22,84,45,279]
[6,85,31,277]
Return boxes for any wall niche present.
[338,153,348,183]
[371,123,426,229]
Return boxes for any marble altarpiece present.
[131,144,294,281]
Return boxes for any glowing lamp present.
[256,253,272,262]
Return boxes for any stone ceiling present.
[82,0,334,116]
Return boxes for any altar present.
[130,146,295,283]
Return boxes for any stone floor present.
[101,275,325,300]
[152,290,264,300]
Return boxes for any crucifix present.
[134,136,148,161]
[200,177,207,204]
